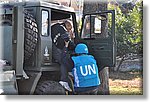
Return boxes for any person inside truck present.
[62,20,75,41]
[62,42,101,94]
[51,20,75,91]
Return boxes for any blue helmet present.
[75,43,89,54]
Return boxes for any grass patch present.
[109,71,143,95]
[110,86,143,95]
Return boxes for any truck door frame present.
[79,10,116,70]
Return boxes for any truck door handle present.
[97,47,104,50]
[92,47,104,50]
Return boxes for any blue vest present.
[71,55,100,88]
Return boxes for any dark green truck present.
[0,1,116,95]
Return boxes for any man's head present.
[75,43,89,54]
[63,20,75,39]
[64,20,73,32]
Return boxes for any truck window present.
[81,15,91,38]
[41,10,49,36]
[81,13,110,39]
[94,16,102,34]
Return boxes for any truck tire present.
[34,81,66,95]
[24,10,38,61]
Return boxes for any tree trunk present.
[83,0,110,95]
[99,67,110,95]
[116,55,125,72]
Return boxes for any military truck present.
[0,1,116,95]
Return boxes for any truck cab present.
[0,1,116,95]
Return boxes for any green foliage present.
[108,1,143,56]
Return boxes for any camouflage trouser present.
[52,44,71,82]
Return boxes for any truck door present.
[80,10,116,70]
